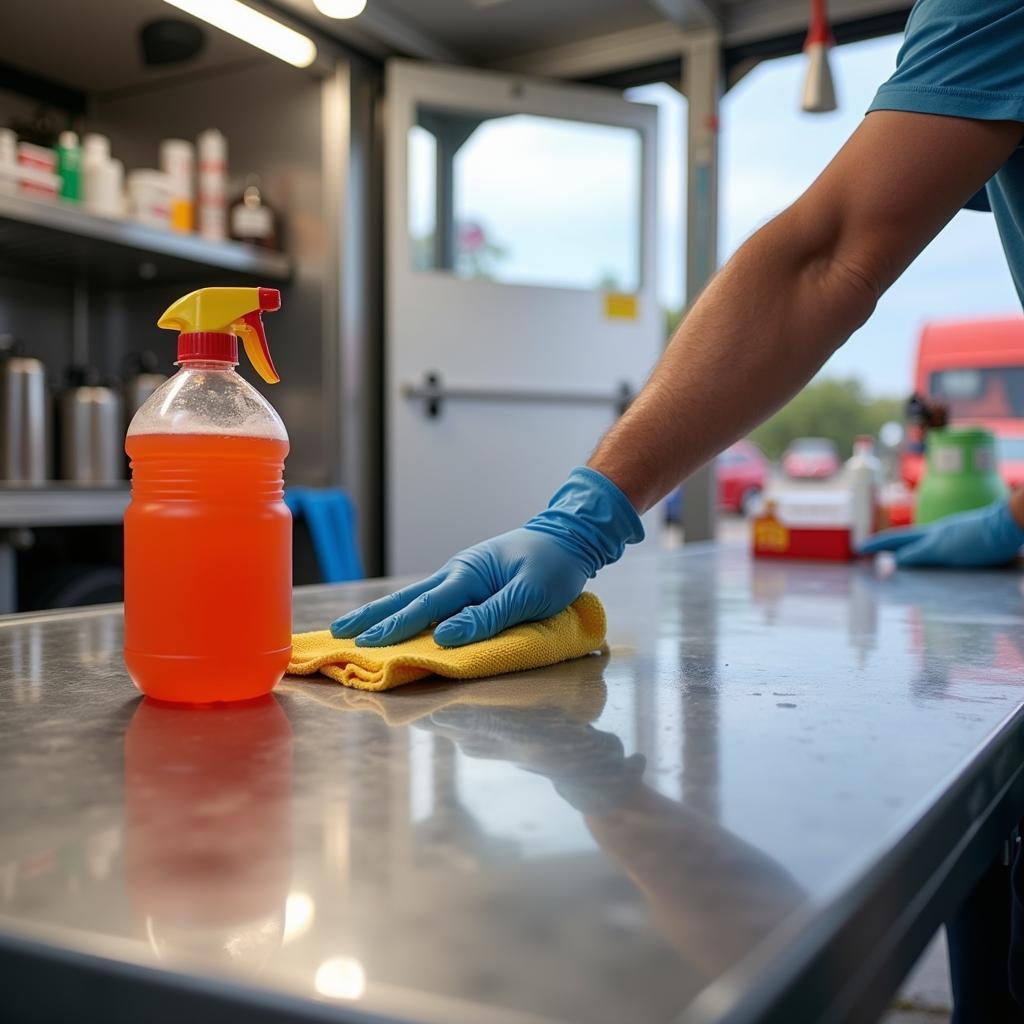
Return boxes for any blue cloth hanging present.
[286,488,364,584]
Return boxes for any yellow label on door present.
[604,293,638,320]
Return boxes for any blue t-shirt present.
[867,0,1024,304]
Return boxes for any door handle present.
[402,372,634,420]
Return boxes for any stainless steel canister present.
[122,352,167,429]
[60,369,122,484]
[0,334,48,483]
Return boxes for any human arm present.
[589,111,1024,511]
[334,111,1024,647]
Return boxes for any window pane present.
[409,107,642,292]
[930,366,1024,419]
[997,437,1024,462]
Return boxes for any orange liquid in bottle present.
[124,433,291,703]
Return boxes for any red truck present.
[903,317,1024,490]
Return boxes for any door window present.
[409,106,643,292]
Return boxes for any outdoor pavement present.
[884,931,952,1022]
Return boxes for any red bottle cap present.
[177,331,239,365]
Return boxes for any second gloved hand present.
[858,498,1024,568]
[330,466,644,648]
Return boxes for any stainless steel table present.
[2,545,1024,1024]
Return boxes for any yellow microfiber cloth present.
[279,661,608,725]
[286,591,607,692]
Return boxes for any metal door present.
[386,59,660,574]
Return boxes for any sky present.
[632,34,1022,396]
[409,116,642,290]
[408,33,1022,398]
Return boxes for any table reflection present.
[747,558,1024,693]
[409,676,803,985]
[891,573,1024,695]
[3,618,43,704]
[288,656,802,993]
[123,696,293,970]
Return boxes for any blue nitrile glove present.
[858,499,1024,568]
[330,466,644,648]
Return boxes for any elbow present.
[822,253,883,331]
[762,203,885,342]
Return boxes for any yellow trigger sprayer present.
[124,285,292,704]
[156,286,282,382]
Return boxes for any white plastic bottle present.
[82,133,124,217]
[197,128,228,241]
[159,138,194,232]
[847,435,883,548]
[82,133,109,211]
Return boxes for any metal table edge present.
[678,699,1024,1024]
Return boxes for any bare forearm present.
[589,111,1024,515]
[589,210,877,512]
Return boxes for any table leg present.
[947,833,1024,1023]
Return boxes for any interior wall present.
[92,60,330,485]
[1,48,385,574]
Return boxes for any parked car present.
[782,437,839,480]
[665,441,767,521]
[716,441,767,513]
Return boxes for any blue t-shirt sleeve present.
[868,0,1024,124]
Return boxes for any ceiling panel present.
[368,0,662,61]
[287,0,910,78]
[0,0,270,96]
[0,0,913,99]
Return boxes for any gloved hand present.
[330,466,644,648]
[858,498,1024,568]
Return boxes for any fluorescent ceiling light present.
[313,0,367,17]
[162,0,317,67]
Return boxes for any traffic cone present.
[801,0,837,113]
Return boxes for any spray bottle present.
[124,287,291,703]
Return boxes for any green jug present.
[914,427,1007,525]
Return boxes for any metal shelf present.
[0,485,129,527]
[0,191,291,286]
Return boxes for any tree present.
[748,377,903,459]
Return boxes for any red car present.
[665,441,767,521]
[782,437,840,480]
[716,441,767,513]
